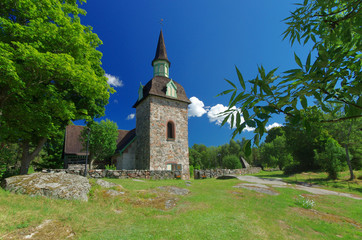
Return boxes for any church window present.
[167,121,175,140]
[167,163,182,171]
[166,80,177,98]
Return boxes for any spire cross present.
[160,18,164,27]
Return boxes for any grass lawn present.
[0,171,361,239]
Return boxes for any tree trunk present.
[345,121,354,180]
[19,138,47,175]
[90,158,95,170]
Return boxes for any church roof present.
[133,76,191,108]
[64,125,134,156]
[152,30,170,66]
[64,125,87,156]
[116,128,136,153]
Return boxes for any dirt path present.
[237,175,362,200]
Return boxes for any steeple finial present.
[152,30,170,66]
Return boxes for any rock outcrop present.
[1,172,91,201]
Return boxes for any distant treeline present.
[190,108,361,179]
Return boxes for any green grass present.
[0,172,361,239]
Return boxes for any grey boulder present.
[1,172,91,201]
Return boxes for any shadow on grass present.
[255,173,289,179]
[286,177,362,194]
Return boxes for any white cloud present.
[126,113,135,120]
[188,96,207,117]
[207,104,231,125]
[207,103,256,131]
[105,73,123,87]
[266,122,282,131]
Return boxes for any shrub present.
[189,165,194,178]
[314,137,346,179]
[222,155,242,169]
[105,164,116,170]
[0,143,19,180]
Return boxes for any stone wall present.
[149,96,190,180]
[135,97,151,170]
[43,169,182,180]
[136,95,190,180]
[193,167,262,179]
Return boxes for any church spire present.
[152,30,170,77]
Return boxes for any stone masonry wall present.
[149,96,190,180]
[194,167,262,179]
[135,97,151,170]
[43,169,183,180]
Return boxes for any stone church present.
[63,31,191,179]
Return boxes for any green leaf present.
[294,53,303,69]
[235,66,245,90]
[225,79,237,89]
[254,134,260,146]
[244,140,252,157]
[284,106,294,112]
[300,95,308,109]
[306,52,311,72]
[243,109,249,120]
[246,120,256,128]
[230,114,235,129]
[229,92,248,108]
[228,91,236,106]
[216,89,233,97]
[311,34,316,43]
[236,112,241,127]
[321,103,330,112]
[261,84,273,95]
[256,113,270,119]
[221,114,230,127]
[242,96,255,109]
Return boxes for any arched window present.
[167,121,175,140]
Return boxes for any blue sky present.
[78,0,310,147]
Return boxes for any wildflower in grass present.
[295,195,315,209]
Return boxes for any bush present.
[105,164,116,170]
[314,137,346,179]
[0,164,6,180]
[222,155,242,169]
[0,143,20,180]
[189,165,194,178]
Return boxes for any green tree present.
[219,0,361,155]
[314,137,347,179]
[265,127,285,143]
[260,135,293,170]
[222,155,242,169]
[189,147,202,169]
[283,107,326,172]
[0,0,113,174]
[80,120,119,169]
[323,117,362,178]
[32,131,65,170]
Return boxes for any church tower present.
[133,30,191,179]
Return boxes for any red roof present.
[64,125,135,155]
